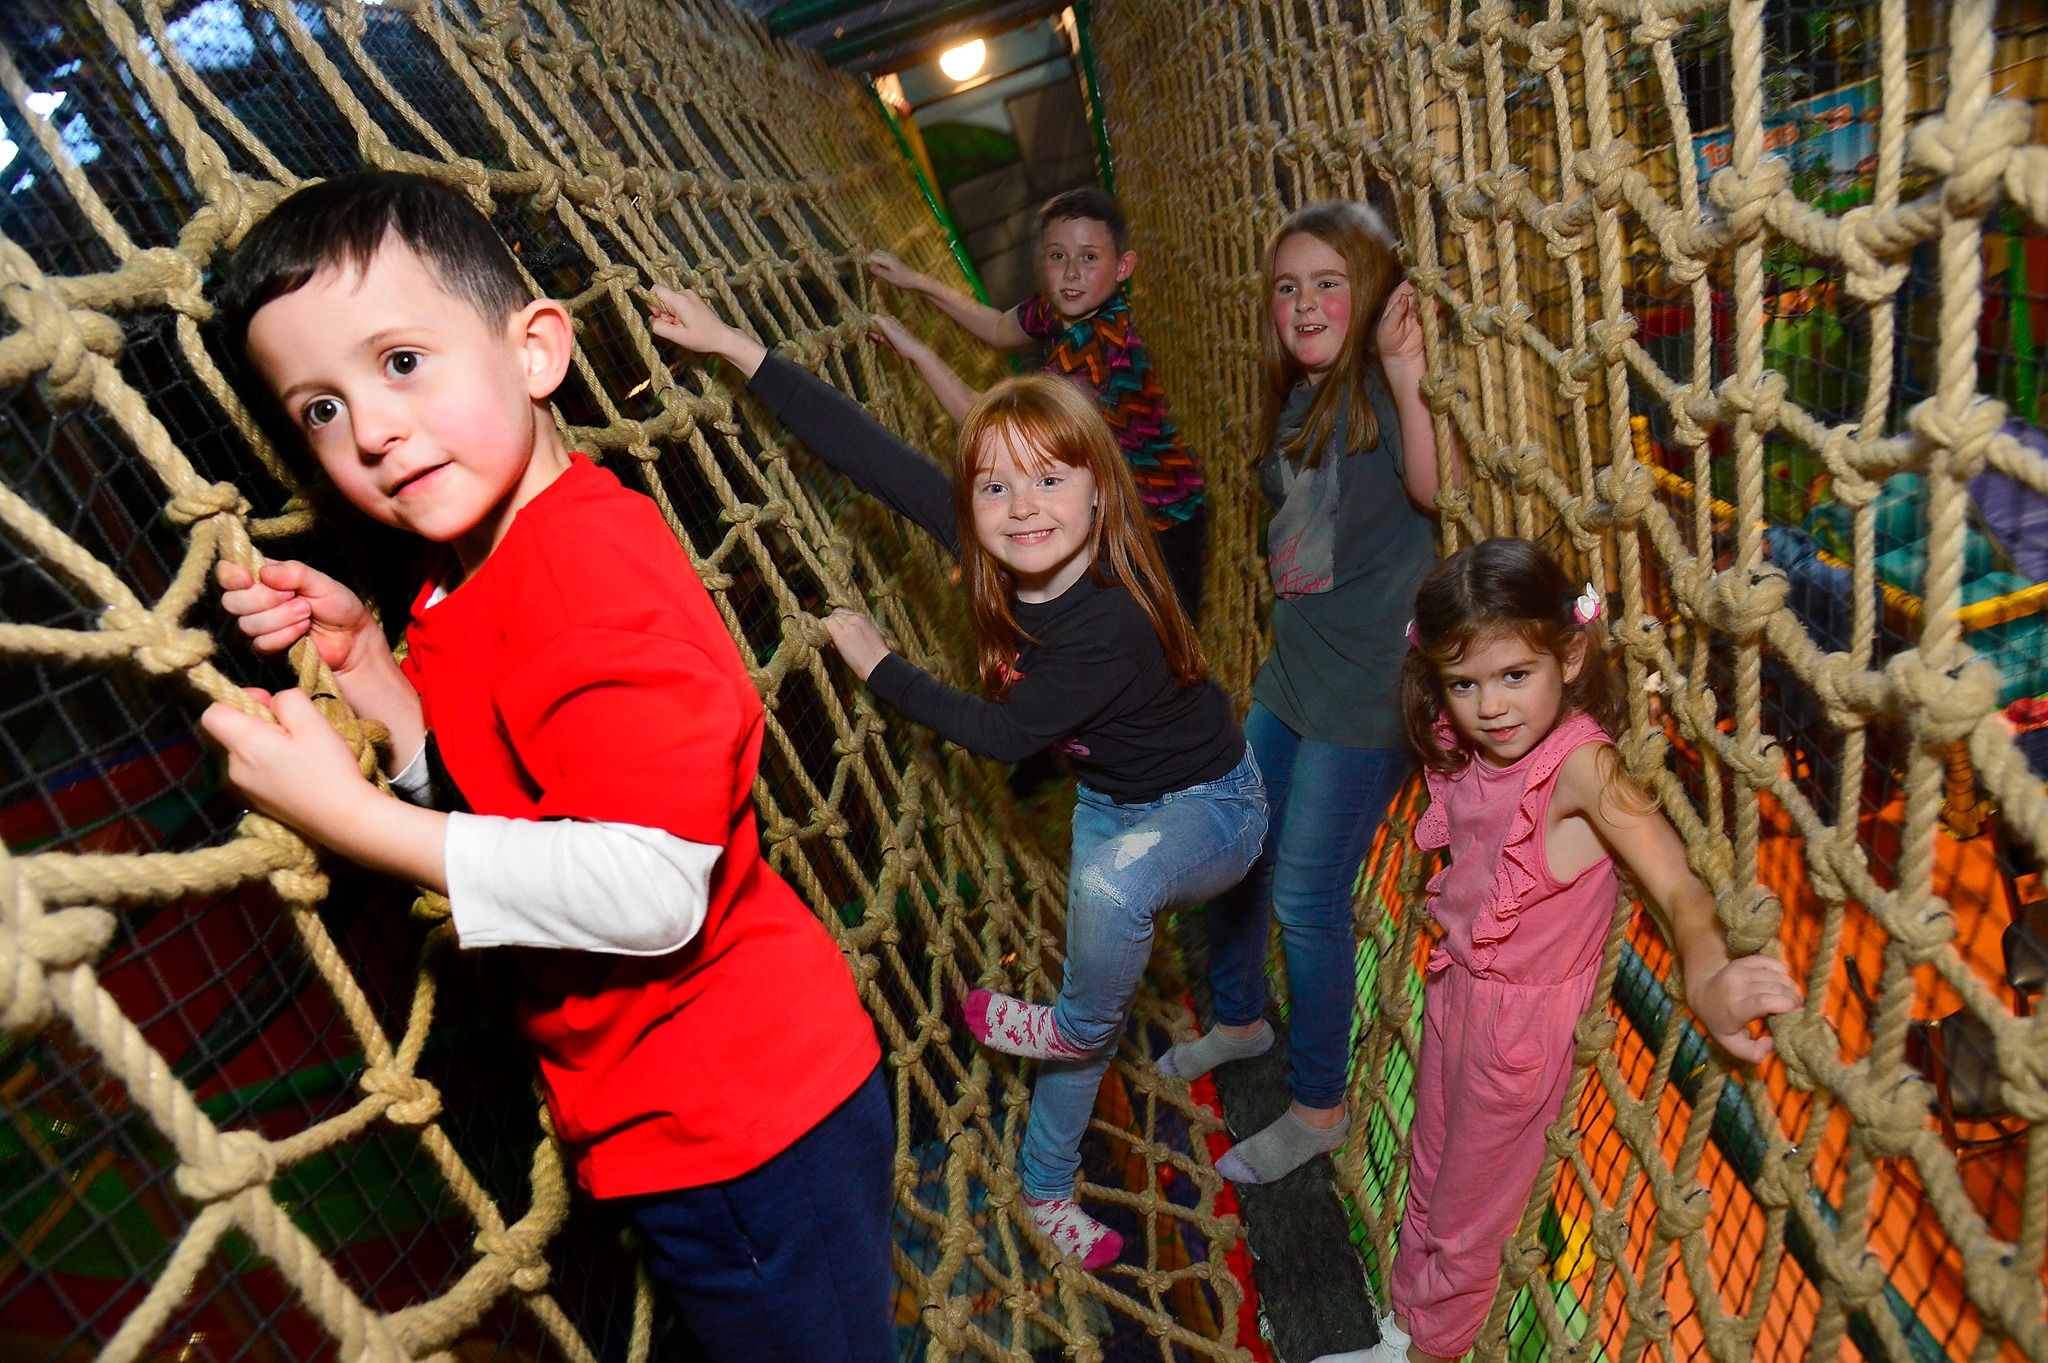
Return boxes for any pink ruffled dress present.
[1391,711,1622,1358]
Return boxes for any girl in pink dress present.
[1368,538,1803,1363]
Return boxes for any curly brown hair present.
[1399,537,1628,773]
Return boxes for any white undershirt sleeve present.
[442,813,722,955]
[388,742,436,807]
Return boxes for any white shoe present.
[1308,1317,1410,1363]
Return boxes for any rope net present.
[0,2,1249,1360]
[1094,0,2048,1360]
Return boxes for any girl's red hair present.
[952,376,1207,695]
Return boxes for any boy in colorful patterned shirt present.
[869,187,1208,620]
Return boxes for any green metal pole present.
[1071,0,1116,193]
[2007,206,2036,424]
[868,85,990,304]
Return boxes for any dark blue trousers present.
[624,1065,894,1363]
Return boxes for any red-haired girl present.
[652,287,1266,1272]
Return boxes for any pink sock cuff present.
[962,987,995,1045]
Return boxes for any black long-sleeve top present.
[748,351,1244,804]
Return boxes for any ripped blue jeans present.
[1016,749,1267,1201]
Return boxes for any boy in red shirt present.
[201,172,889,1363]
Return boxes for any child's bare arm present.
[202,688,448,891]
[870,314,979,423]
[1376,281,1457,512]
[867,251,1028,349]
[647,285,768,377]
[217,560,425,776]
[1557,745,1803,1063]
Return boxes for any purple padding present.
[1970,418,2048,585]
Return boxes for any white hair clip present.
[1573,582,1602,624]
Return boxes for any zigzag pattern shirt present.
[1017,288,1205,529]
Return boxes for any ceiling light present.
[939,39,986,83]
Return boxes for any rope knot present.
[1592,459,1657,525]
[1701,563,1788,638]
[1716,370,1788,433]
[1998,1017,2048,1121]
[166,481,250,526]
[1573,1011,1618,1060]
[1750,1143,1807,1209]
[242,812,331,903]
[1705,157,1791,238]
[1589,1206,1630,1263]
[1889,890,1956,957]
[1654,1184,1712,1240]
[1571,141,1634,207]
[1499,1232,1545,1288]
[362,1066,443,1126]
[1812,651,1883,730]
[1715,884,1782,956]
[175,1129,275,1202]
[1852,1065,1934,1159]
[1835,205,1911,302]
[0,903,116,1034]
[1908,99,2033,216]
[476,1226,552,1293]
[1907,393,2006,479]
[100,606,214,675]
[1884,649,2002,745]
[1488,442,1551,492]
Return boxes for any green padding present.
[1871,532,1996,595]
[1964,574,2048,701]
[1805,471,1928,560]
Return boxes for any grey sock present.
[1157,1021,1274,1080]
[1214,1107,1351,1184]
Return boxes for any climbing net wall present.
[0,2,1252,1360]
[1096,0,2048,1360]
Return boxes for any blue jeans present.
[1017,748,1268,1200]
[624,1066,894,1363]
[1206,702,1412,1109]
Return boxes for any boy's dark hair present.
[217,171,531,359]
[1399,537,1629,774]
[1035,186,1127,253]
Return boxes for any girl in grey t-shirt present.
[1160,200,1452,1185]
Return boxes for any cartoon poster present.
[1695,78,1878,212]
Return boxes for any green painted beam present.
[765,0,881,39]
[819,0,1032,66]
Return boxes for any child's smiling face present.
[1270,231,1352,383]
[968,425,1098,603]
[1039,217,1134,320]
[1439,629,1585,767]
[244,239,569,573]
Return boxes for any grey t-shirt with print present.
[1251,371,1438,750]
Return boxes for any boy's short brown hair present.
[218,171,530,362]
[1035,186,1127,254]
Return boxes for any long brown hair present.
[1255,200,1404,468]
[1399,538,1628,774]
[953,376,1207,695]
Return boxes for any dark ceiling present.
[741,0,1072,75]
